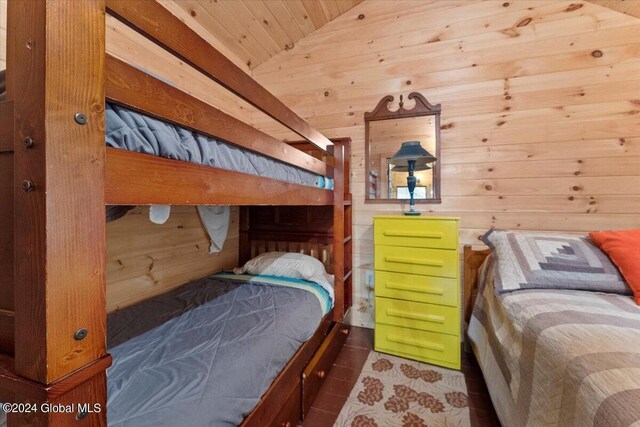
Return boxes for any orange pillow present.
[589,230,640,305]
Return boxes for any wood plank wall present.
[252,0,640,328]
[106,207,239,312]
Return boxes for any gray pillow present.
[482,229,631,296]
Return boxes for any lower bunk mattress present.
[106,272,331,427]
[468,256,640,427]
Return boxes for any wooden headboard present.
[239,206,335,274]
[463,245,492,323]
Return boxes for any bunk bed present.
[0,1,353,426]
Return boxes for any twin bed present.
[107,272,331,426]
[1,262,337,427]
[465,231,640,427]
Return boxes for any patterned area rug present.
[334,351,471,427]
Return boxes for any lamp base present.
[403,210,422,216]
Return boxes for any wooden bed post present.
[239,207,251,265]
[463,245,492,323]
[332,140,346,322]
[4,0,110,425]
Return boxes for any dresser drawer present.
[374,218,457,250]
[375,297,459,336]
[375,324,460,368]
[375,270,457,306]
[375,245,458,278]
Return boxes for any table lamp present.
[389,141,437,216]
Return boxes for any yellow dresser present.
[373,216,460,370]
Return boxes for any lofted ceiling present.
[588,0,640,19]
[172,0,364,70]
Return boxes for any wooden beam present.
[0,354,111,403]
[239,207,251,266]
[247,230,334,244]
[332,142,345,322]
[105,148,333,206]
[463,246,491,324]
[106,0,333,152]
[11,0,107,391]
[3,355,111,426]
[0,101,14,153]
[0,104,14,354]
[285,140,336,168]
[0,153,14,320]
[105,55,330,177]
[0,311,13,356]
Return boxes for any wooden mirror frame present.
[364,92,442,204]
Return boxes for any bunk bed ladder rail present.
[330,139,353,322]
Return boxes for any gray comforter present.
[107,275,325,426]
[106,103,323,188]
[104,103,328,222]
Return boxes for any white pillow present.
[233,252,334,300]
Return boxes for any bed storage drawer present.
[374,217,457,249]
[375,324,460,369]
[375,270,458,306]
[375,297,460,336]
[271,380,301,427]
[301,323,349,417]
[375,245,458,278]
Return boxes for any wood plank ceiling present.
[588,0,640,19]
[173,0,363,70]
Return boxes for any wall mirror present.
[365,92,441,204]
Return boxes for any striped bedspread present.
[468,257,640,427]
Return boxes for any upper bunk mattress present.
[468,256,640,427]
[0,70,330,189]
[107,103,329,189]
[106,273,330,427]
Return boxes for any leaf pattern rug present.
[334,351,471,427]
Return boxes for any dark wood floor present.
[301,326,500,427]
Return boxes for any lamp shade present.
[389,140,437,166]
[391,162,432,172]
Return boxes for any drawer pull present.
[281,422,292,427]
[386,335,445,352]
[316,370,326,379]
[384,256,444,267]
[385,282,444,295]
[384,230,443,239]
[386,309,445,324]
[341,328,350,335]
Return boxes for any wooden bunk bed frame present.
[0,1,353,425]
[463,246,492,325]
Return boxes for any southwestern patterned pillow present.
[482,229,632,296]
